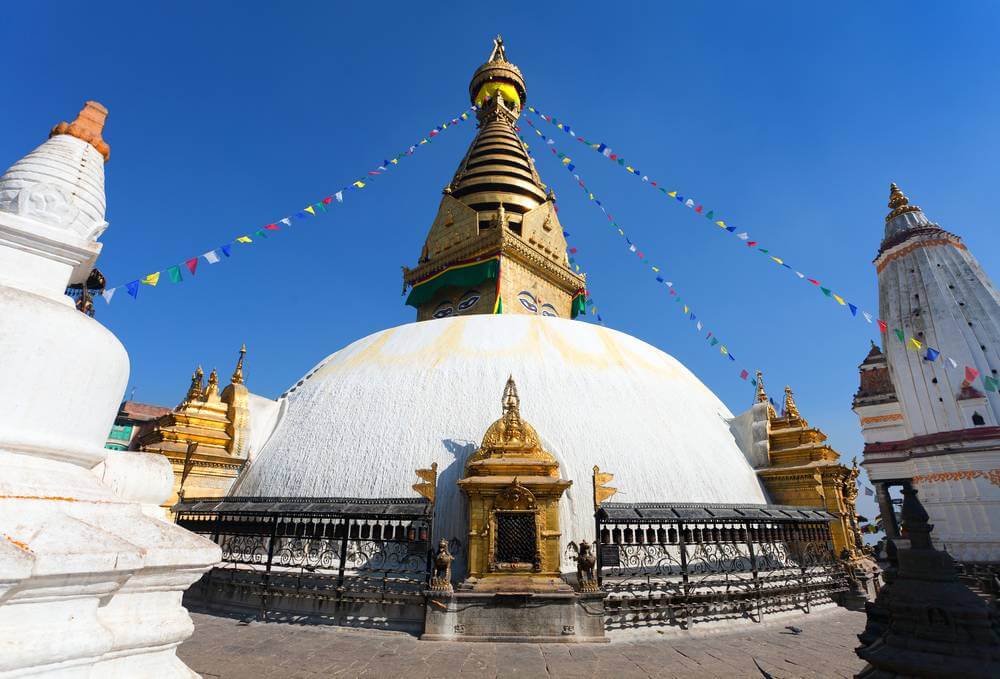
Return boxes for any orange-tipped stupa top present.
[50,101,110,161]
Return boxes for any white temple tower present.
[854,183,1000,563]
[0,102,219,676]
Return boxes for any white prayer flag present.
[794,271,805,278]
[602,148,611,157]
[280,217,292,226]
[736,232,749,240]
[696,321,703,331]
[862,311,873,323]
[948,357,958,368]
[629,245,637,252]
[335,191,343,203]
[102,288,116,304]
[203,250,220,264]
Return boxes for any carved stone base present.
[422,590,608,642]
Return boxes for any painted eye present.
[458,290,481,311]
[433,303,454,318]
[541,304,557,317]
[518,291,538,313]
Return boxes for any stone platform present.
[178,606,867,678]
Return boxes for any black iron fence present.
[175,496,433,620]
[595,502,848,630]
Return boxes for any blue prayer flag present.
[848,303,858,317]
[126,280,140,298]
[924,348,940,362]
[220,244,232,257]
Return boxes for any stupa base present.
[422,590,608,643]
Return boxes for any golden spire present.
[488,34,508,63]
[50,101,110,161]
[783,385,801,421]
[184,365,204,404]
[231,343,246,385]
[755,370,777,419]
[204,368,219,399]
[885,182,922,223]
[501,375,524,442]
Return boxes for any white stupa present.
[0,102,218,676]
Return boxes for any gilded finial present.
[231,344,246,385]
[204,368,219,399]
[755,370,776,419]
[184,365,205,404]
[885,182,921,223]
[489,34,508,63]
[783,385,800,420]
[501,375,524,442]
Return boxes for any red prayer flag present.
[322,196,333,205]
[966,366,980,382]
[185,257,198,275]
[264,223,280,230]
[877,320,888,333]
[747,241,758,247]
[569,247,578,253]
[807,279,821,285]
[740,369,749,380]
[695,205,703,213]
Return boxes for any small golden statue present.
[430,539,454,593]
[574,540,598,592]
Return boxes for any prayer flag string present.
[526,105,999,396]
[522,122,755,386]
[104,106,477,301]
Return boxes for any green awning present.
[406,257,500,308]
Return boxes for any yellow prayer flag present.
[683,305,689,314]
[561,157,571,165]
[390,158,398,164]
[721,346,728,355]
[833,294,846,305]
[770,256,783,265]
[626,166,634,172]
[141,272,160,286]
[353,181,366,188]
[909,338,922,350]
[716,221,726,228]
[419,139,428,145]
[668,191,677,198]
[236,236,252,243]
[588,193,594,200]
[304,206,316,215]
[617,229,624,235]
[651,266,659,272]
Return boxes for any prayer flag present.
[353,181,365,188]
[924,348,940,362]
[720,346,728,355]
[740,370,749,380]
[102,288,116,304]
[807,279,821,285]
[863,311,873,323]
[736,232,749,240]
[126,280,139,298]
[185,258,198,275]
[204,250,220,264]
[833,294,846,305]
[820,287,832,297]
[683,305,689,314]
[909,338,922,350]
[771,257,784,265]
[716,221,726,228]
[710,338,719,346]
[140,272,159,287]
[236,236,252,243]
[167,266,182,284]
[985,376,999,391]
[795,271,805,278]
[265,223,280,230]
[304,206,316,215]
[220,244,232,257]
[335,191,343,203]
[948,357,958,368]
[878,320,888,333]
[696,321,702,331]
[894,328,904,342]
[966,366,980,382]
[280,217,292,226]
[848,303,858,316]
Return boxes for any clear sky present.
[6,2,1000,521]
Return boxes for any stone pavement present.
[178,607,867,678]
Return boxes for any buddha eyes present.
[458,290,481,311]
[518,291,538,313]
[541,304,557,317]
[433,303,454,318]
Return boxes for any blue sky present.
[6,2,1000,519]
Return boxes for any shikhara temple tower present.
[854,183,1000,562]
[402,36,587,321]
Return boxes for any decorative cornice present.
[863,425,1000,453]
[860,413,904,425]
[875,233,966,272]
[912,469,1000,487]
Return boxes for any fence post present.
[259,515,279,620]
[336,519,351,603]
[744,520,760,622]
[677,521,689,629]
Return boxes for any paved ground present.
[178,607,867,678]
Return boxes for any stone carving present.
[430,539,454,593]
[16,182,80,229]
[574,540,598,592]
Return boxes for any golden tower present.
[458,377,572,592]
[753,372,865,560]
[402,36,586,321]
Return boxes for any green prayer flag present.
[894,329,905,342]
[984,376,999,391]
[820,287,832,296]
[167,265,182,283]
[710,338,719,346]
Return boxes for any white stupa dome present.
[235,314,767,572]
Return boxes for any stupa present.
[0,102,219,676]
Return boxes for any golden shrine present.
[753,371,865,560]
[458,377,572,592]
[402,36,587,322]
[137,345,251,509]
